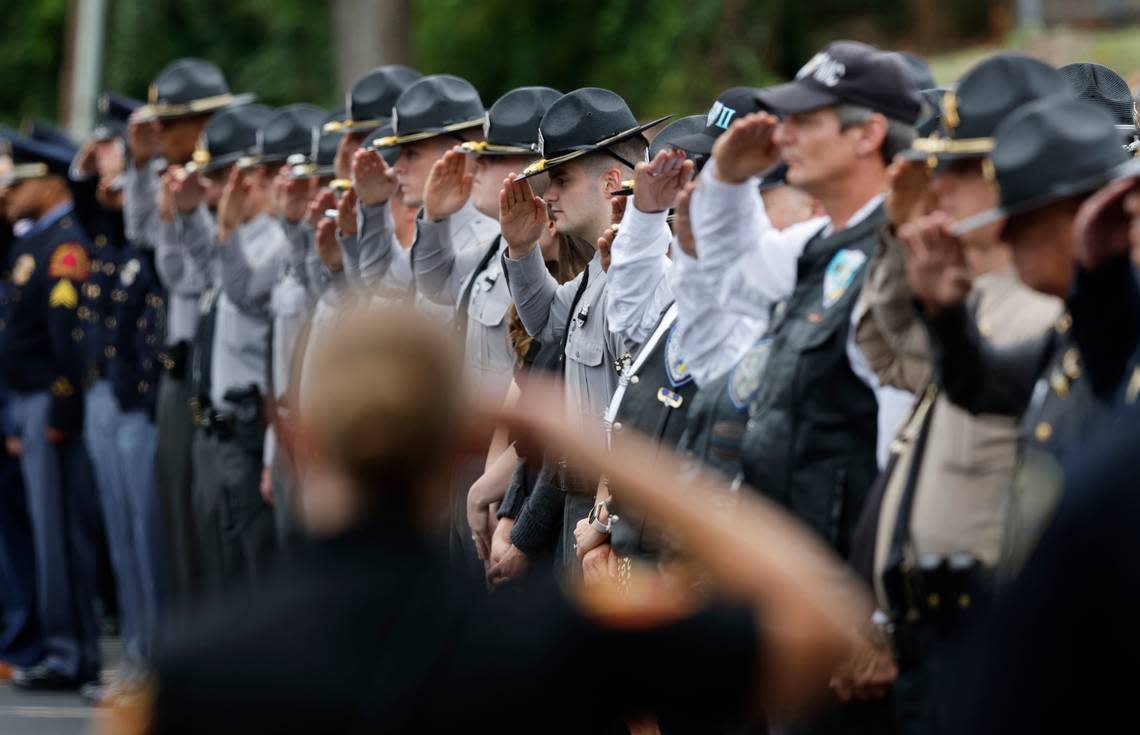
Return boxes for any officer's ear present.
[852,113,888,160]
[600,166,625,196]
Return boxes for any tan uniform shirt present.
[855,229,1061,607]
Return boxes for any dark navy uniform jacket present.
[108,246,164,418]
[0,204,92,434]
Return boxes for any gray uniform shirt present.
[504,247,629,429]
[209,214,284,410]
[413,213,513,401]
[358,199,498,318]
[123,158,165,246]
[156,205,214,345]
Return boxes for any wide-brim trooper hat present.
[953,96,1140,235]
[290,108,344,180]
[135,58,254,122]
[517,87,670,180]
[905,53,1070,167]
[185,103,274,175]
[0,129,76,186]
[913,85,951,138]
[248,104,326,170]
[1059,62,1138,141]
[612,115,705,196]
[325,65,422,135]
[92,92,142,142]
[459,86,562,157]
[371,74,486,149]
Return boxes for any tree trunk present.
[333,0,412,94]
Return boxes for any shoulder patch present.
[48,243,91,281]
[822,248,867,309]
[663,325,692,387]
[49,279,79,309]
[728,338,772,410]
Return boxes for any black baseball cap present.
[756,40,922,124]
[671,87,764,155]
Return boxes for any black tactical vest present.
[608,306,699,558]
[739,205,884,556]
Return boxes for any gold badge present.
[12,254,35,286]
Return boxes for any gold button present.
[1055,313,1072,334]
[104,346,117,358]
[1050,372,1069,398]
[105,317,117,329]
[1035,422,1053,442]
[1062,348,1081,381]
[613,422,623,432]
[95,234,107,247]
[630,375,640,385]
[927,593,941,608]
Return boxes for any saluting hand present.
[307,189,336,230]
[499,174,546,258]
[352,149,397,207]
[216,167,251,243]
[711,112,780,184]
[633,149,694,214]
[315,218,344,273]
[597,225,617,273]
[423,149,473,221]
[1072,176,1137,271]
[127,114,162,167]
[673,181,698,258]
[899,211,972,314]
[158,169,178,223]
[282,176,315,225]
[885,157,934,230]
[336,188,358,236]
[172,169,207,215]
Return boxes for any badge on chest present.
[822,249,867,309]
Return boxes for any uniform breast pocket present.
[566,330,604,367]
[469,278,512,329]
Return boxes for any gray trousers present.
[192,429,276,599]
[155,371,198,605]
[9,390,101,680]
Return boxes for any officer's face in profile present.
[930,159,1003,250]
[3,178,44,222]
[544,159,618,240]
[202,166,230,208]
[775,107,883,195]
[1002,198,1079,298]
[393,137,455,209]
[160,115,209,166]
[472,154,532,219]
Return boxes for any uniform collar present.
[21,201,74,240]
[820,193,885,238]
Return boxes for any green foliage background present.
[0,0,932,130]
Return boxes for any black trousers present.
[191,429,275,601]
[155,371,200,606]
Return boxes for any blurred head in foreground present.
[297,305,469,535]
